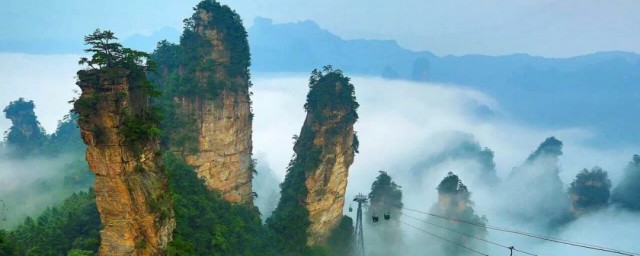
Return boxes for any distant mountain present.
[1,17,638,144]
[249,17,640,145]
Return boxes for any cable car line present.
[401,213,538,256]
[397,218,490,256]
[383,202,640,256]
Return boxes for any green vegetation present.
[526,136,563,162]
[368,171,403,209]
[74,29,162,155]
[150,0,251,96]
[46,113,85,155]
[78,29,153,70]
[366,171,404,256]
[1,100,93,227]
[505,136,570,228]
[3,98,47,156]
[268,66,358,255]
[430,172,487,256]
[611,155,640,211]
[266,154,314,254]
[0,230,16,255]
[148,0,253,151]
[568,167,611,212]
[326,216,354,256]
[305,65,359,125]
[6,190,100,256]
[164,152,279,256]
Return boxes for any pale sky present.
[0,0,638,57]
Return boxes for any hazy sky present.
[0,0,638,57]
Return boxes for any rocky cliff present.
[75,67,175,255]
[152,0,253,204]
[2,98,47,155]
[268,66,359,250]
[429,172,486,256]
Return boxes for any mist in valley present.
[1,41,640,256]
[250,75,640,255]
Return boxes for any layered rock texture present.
[75,68,174,255]
[151,0,253,204]
[268,67,359,250]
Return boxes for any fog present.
[0,147,91,228]
[251,74,640,255]
[2,53,639,254]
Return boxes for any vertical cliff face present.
[268,67,359,251]
[152,1,253,204]
[301,105,356,246]
[301,68,359,246]
[75,68,174,255]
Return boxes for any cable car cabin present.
[372,214,379,222]
[384,211,390,220]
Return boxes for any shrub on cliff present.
[268,66,358,255]
[74,29,162,155]
[164,152,280,256]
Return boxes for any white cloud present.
[251,74,640,255]
[251,75,638,189]
[2,52,639,254]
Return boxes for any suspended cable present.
[397,218,489,256]
[401,213,538,256]
[385,202,640,256]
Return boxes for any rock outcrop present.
[568,167,611,217]
[428,172,486,256]
[75,68,175,255]
[152,0,253,204]
[268,67,359,249]
[504,136,570,227]
[2,98,47,155]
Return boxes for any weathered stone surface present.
[170,5,254,204]
[76,69,175,256]
[303,119,355,246]
[297,79,357,246]
[177,93,253,204]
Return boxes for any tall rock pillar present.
[268,66,359,250]
[152,0,254,204]
[75,67,175,255]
